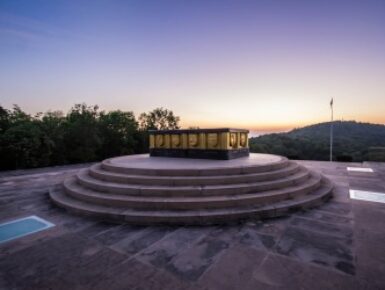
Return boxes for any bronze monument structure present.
[149,128,249,160]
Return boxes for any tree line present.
[0,104,180,170]
[2,106,384,171]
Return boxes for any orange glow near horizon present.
[180,116,385,134]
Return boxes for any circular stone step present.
[76,166,311,197]
[88,161,301,186]
[101,153,289,176]
[49,153,333,225]
[63,173,321,210]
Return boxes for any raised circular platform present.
[49,153,333,225]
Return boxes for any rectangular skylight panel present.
[347,167,373,173]
[349,189,385,204]
[0,215,55,244]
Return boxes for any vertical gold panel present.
[155,134,163,147]
[181,133,188,149]
[240,133,247,148]
[225,133,229,149]
[164,134,171,149]
[207,133,219,149]
[149,135,155,148]
[220,132,230,150]
[218,133,224,150]
[199,133,206,149]
[171,134,181,148]
[229,133,237,149]
[188,134,199,148]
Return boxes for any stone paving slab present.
[253,253,368,290]
[275,224,354,275]
[0,160,384,289]
[198,245,267,290]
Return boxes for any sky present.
[1,0,384,134]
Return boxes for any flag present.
[330,98,333,108]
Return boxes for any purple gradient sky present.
[1,0,384,132]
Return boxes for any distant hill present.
[249,121,385,162]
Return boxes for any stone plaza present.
[1,158,385,289]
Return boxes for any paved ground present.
[0,160,384,290]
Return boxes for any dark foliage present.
[249,121,385,162]
[139,107,180,130]
[0,104,179,170]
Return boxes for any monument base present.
[49,153,334,225]
[149,148,249,160]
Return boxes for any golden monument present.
[149,128,249,159]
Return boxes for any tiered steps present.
[50,154,333,225]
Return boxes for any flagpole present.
[330,98,333,162]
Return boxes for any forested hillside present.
[249,121,385,162]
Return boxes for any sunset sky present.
[1,0,384,134]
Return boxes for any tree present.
[98,110,138,158]
[0,106,52,169]
[0,106,10,134]
[138,107,180,130]
[41,111,66,165]
[63,104,102,163]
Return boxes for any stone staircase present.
[50,154,333,225]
